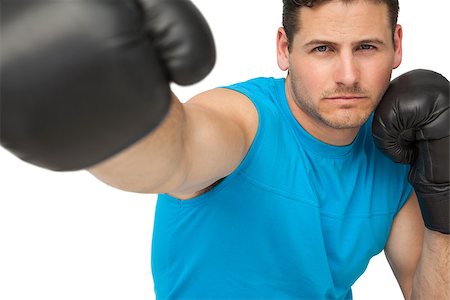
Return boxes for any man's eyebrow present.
[302,38,387,48]
[358,39,386,46]
[302,40,338,48]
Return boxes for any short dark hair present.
[282,0,399,51]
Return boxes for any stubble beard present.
[289,75,376,129]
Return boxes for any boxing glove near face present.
[0,0,215,171]
[372,69,449,234]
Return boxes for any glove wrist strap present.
[417,191,450,234]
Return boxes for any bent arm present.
[385,191,450,299]
[384,192,424,300]
[411,230,450,299]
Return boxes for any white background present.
[1,1,449,299]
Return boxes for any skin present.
[277,0,402,145]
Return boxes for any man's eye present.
[359,44,376,50]
[314,45,330,53]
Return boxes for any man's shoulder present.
[187,76,284,128]
[223,77,284,96]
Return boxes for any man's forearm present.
[88,94,188,193]
[411,229,450,299]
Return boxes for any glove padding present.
[373,69,449,234]
[0,0,215,171]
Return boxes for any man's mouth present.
[323,95,369,107]
[325,95,368,100]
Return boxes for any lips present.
[323,96,369,107]
[325,95,367,99]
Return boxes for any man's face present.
[277,0,402,131]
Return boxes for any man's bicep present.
[170,88,258,199]
[384,191,424,299]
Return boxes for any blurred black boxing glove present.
[0,0,215,171]
[372,69,449,234]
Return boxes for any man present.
[1,0,448,299]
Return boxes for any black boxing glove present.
[372,69,450,234]
[0,0,215,171]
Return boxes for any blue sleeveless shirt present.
[153,77,412,299]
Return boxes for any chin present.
[323,110,373,129]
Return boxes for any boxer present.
[1,0,448,299]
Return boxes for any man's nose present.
[334,51,360,87]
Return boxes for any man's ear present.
[392,24,403,69]
[277,27,290,71]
